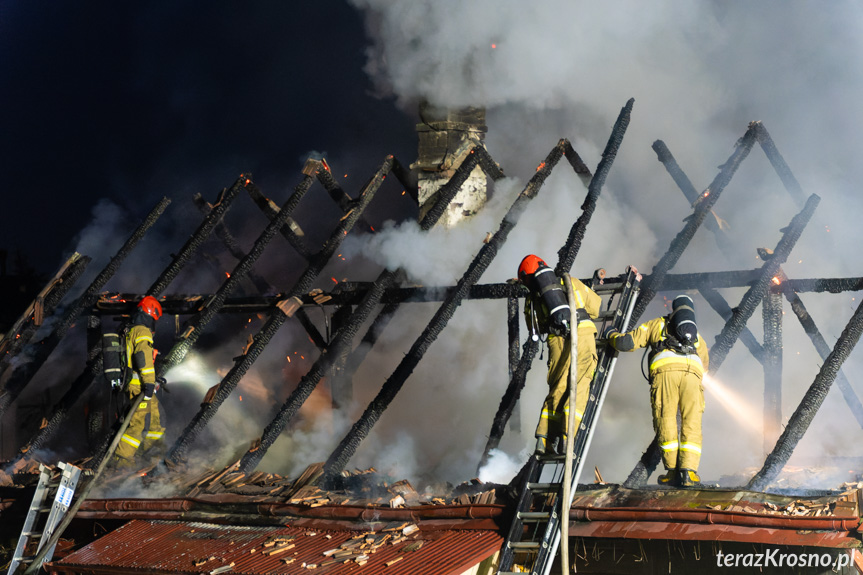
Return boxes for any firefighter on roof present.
[113,295,166,467]
[605,294,709,487]
[518,254,601,455]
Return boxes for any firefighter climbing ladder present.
[7,462,82,575]
[497,269,641,575]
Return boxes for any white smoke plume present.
[341,0,863,489]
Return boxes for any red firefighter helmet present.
[137,296,163,321]
[518,254,547,282]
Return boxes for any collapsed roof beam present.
[164,157,391,467]
[237,146,505,473]
[625,195,820,487]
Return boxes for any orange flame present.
[771,276,781,285]
[536,162,546,171]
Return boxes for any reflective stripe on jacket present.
[608,316,709,377]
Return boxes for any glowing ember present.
[225,272,230,278]
[491,43,497,49]
[536,162,546,171]
[239,395,243,401]
[771,276,781,285]
[332,277,338,284]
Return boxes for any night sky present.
[0,2,416,274]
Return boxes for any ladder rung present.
[518,511,551,521]
[29,506,52,513]
[13,556,35,562]
[20,532,42,538]
[508,541,541,550]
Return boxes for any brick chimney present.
[412,103,488,228]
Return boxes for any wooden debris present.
[193,556,216,567]
[209,563,235,575]
[403,540,424,552]
[385,557,404,566]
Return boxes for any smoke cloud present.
[342,0,863,489]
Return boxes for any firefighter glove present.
[549,319,569,338]
[155,376,166,393]
[110,377,123,390]
[602,325,619,340]
[143,382,156,400]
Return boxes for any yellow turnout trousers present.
[651,370,704,471]
[115,385,165,461]
[534,328,597,443]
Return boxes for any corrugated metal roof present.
[50,519,502,575]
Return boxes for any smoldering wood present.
[165,157,390,466]
[236,147,489,473]
[709,194,819,368]
[319,139,577,485]
[389,156,419,202]
[629,125,758,327]
[192,193,274,294]
[506,296,521,434]
[160,176,314,371]
[0,196,170,423]
[328,304,354,409]
[147,179,247,297]
[556,98,633,277]
[246,182,314,260]
[762,287,783,452]
[91,270,863,320]
[748,296,863,492]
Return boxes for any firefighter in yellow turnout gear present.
[114,296,166,466]
[518,255,601,455]
[605,295,709,487]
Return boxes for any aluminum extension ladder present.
[497,268,641,575]
[7,462,82,575]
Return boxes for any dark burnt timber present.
[651,140,730,250]
[709,195,819,368]
[629,125,758,327]
[192,193,274,295]
[91,272,863,317]
[625,195,820,487]
[246,183,314,260]
[147,178,247,297]
[763,286,783,452]
[164,157,391,467]
[390,156,419,202]
[752,121,807,206]
[160,176,313,371]
[652,139,766,366]
[477,338,539,472]
[748,296,863,492]
[506,296,522,432]
[320,137,594,485]
[236,147,498,473]
[0,253,90,376]
[779,270,863,429]
[699,287,765,364]
[556,98,632,276]
[0,196,170,424]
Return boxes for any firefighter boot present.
[679,469,701,488]
[657,468,679,487]
[534,437,547,456]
